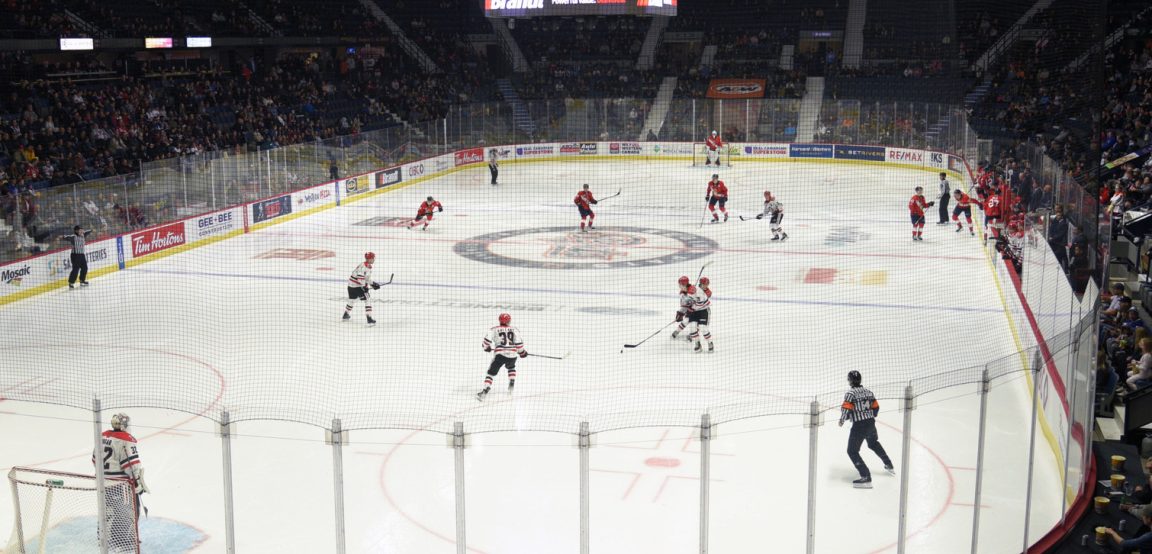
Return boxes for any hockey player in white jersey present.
[92,413,148,552]
[756,190,787,241]
[343,252,382,325]
[687,277,714,352]
[671,276,695,341]
[477,313,527,400]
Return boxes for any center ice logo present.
[455,226,716,270]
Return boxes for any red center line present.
[257,231,986,262]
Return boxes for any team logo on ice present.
[454,226,716,270]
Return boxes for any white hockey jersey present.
[348,263,373,288]
[762,200,782,217]
[690,286,712,311]
[678,288,696,315]
[93,430,143,481]
[483,325,525,358]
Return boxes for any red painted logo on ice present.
[131,222,186,257]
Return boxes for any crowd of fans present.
[510,16,648,63]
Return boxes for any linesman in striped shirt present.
[58,225,92,289]
[839,370,895,488]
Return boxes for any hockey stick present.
[696,260,713,283]
[697,203,711,229]
[372,273,394,288]
[621,321,677,352]
[597,189,622,203]
[528,351,570,360]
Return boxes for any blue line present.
[130,267,1007,315]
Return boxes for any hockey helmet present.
[427,196,434,202]
[499,313,512,326]
[711,174,719,180]
[365,252,376,261]
[678,276,691,287]
[711,130,718,137]
[847,370,862,386]
[914,186,923,193]
[699,276,710,288]
[764,190,772,198]
[111,413,131,431]
[582,183,590,190]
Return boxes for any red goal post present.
[6,467,140,554]
[691,143,732,167]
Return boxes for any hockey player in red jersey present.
[983,189,1003,240]
[407,196,443,230]
[706,174,729,223]
[908,186,934,241]
[951,189,975,236]
[705,130,724,166]
[343,252,382,325]
[574,183,598,232]
[477,313,527,401]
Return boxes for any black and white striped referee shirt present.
[840,386,880,424]
[62,230,91,255]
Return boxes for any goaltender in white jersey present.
[756,190,787,241]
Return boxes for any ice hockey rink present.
[1,158,1064,553]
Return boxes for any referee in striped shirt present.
[58,225,92,289]
[839,370,895,488]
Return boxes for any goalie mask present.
[111,413,131,431]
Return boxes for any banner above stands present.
[0,140,966,304]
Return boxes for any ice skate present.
[476,388,489,401]
[853,477,873,489]
[780,233,788,241]
[342,313,351,321]
[707,342,714,353]
[694,342,702,353]
[508,380,515,392]
[366,316,376,326]
[772,235,780,241]
[883,465,895,476]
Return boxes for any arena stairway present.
[495,79,537,136]
[639,77,678,141]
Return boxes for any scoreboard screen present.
[485,0,676,18]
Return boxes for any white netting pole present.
[579,422,590,554]
[699,413,711,554]
[93,398,108,554]
[331,419,347,554]
[805,400,820,554]
[970,370,991,554]
[897,385,914,554]
[453,422,466,554]
[220,411,236,553]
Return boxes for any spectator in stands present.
[1126,338,1152,392]
[1104,504,1152,551]
[1047,205,1069,269]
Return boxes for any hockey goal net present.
[6,467,139,554]
[691,143,732,167]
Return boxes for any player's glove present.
[438,207,443,212]
[927,201,936,207]
[370,282,381,290]
[484,345,492,352]
[756,213,764,219]
[675,312,684,322]
[591,200,597,204]
[518,350,528,358]
[134,469,150,494]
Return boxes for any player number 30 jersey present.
[94,430,143,480]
